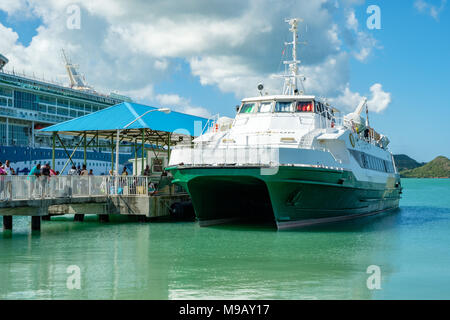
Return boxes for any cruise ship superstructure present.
[0,51,132,174]
[167,19,402,229]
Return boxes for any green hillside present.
[393,154,424,171]
[400,156,450,178]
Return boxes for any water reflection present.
[0,200,449,299]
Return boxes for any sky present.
[0,0,448,162]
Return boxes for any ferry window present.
[296,101,313,112]
[239,103,255,114]
[258,102,272,113]
[317,102,324,114]
[325,108,331,120]
[0,97,7,106]
[275,101,292,112]
[47,106,56,114]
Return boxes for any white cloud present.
[367,83,391,113]
[344,9,380,62]
[346,10,359,32]
[331,83,391,113]
[0,0,28,15]
[156,94,211,118]
[122,84,154,103]
[0,0,390,115]
[414,0,447,20]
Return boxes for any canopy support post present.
[52,132,56,171]
[141,129,145,176]
[167,133,171,164]
[110,135,114,173]
[59,136,84,174]
[83,132,87,166]
[115,129,120,176]
[134,138,138,176]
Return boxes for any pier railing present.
[0,176,165,201]
[169,145,280,167]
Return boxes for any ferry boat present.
[0,51,132,175]
[167,19,402,229]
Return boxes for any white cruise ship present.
[0,51,132,175]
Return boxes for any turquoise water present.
[0,178,449,299]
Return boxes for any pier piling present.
[74,214,85,222]
[31,216,41,231]
[3,216,12,230]
[99,214,109,223]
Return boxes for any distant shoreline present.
[401,177,449,179]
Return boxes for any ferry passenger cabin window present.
[258,102,273,113]
[275,101,292,112]
[239,103,255,114]
[296,101,313,112]
[349,149,395,173]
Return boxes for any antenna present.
[279,18,307,95]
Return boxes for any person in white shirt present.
[68,165,77,175]
[4,160,14,200]
[4,160,14,175]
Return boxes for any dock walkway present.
[0,175,189,232]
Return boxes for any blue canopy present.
[39,102,209,138]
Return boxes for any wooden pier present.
[0,176,190,233]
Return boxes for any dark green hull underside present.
[167,166,402,229]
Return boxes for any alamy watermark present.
[366,5,381,30]
[66,4,81,30]
[66,265,81,290]
[366,265,381,290]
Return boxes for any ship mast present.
[282,18,306,95]
[61,49,92,91]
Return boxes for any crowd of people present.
[0,160,177,200]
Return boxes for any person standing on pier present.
[27,163,41,198]
[68,165,77,175]
[80,164,89,176]
[41,163,51,197]
[3,160,15,200]
[0,162,5,200]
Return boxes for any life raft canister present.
[349,132,355,147]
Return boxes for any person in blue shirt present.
[27,164,41,198]
[28,164,41,177]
